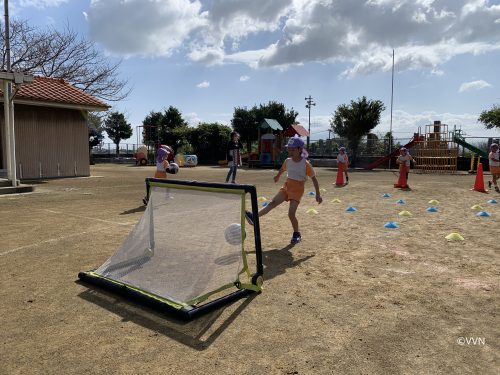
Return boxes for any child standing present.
[395,147,415,188]
[225,132,243,183]
[337,146,349,185]
[488,143,500,192]
[245,136,322,244]
[143,145,177,205]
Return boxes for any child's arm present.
[274,162,286,182]
[273,169,283,183]
[311,176,323,204]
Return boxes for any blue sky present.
[11,0,500,143]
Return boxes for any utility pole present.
[304,95,315,149]
[389,49,395,170]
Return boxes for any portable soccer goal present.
[78,178,263,320]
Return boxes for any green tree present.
[232,107,259,153]
[103,111,133,155]
[142,106,189,151]
[188,123,232,163]
[255,101,298,134]
[232,101,298,153]
[478,105,500,130]
[330,96,385,167]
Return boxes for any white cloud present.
[196,81,210,88]
[87,0,206,57]
[239,75,250,82]
[84,0,500,76]
[458,80,492,93]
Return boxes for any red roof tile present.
[1,76,109,110]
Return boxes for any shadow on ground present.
[76,281,257,351]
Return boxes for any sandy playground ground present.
[0,164,499,375]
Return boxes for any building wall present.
[0,104,90,179]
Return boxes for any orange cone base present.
[471,163,487,193]
[335,168,345,186]
[394,184,408,189]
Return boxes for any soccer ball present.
[167,163,179,174]
[224,223,245,245]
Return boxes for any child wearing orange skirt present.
[245,136,322,244]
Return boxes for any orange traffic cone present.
[335,167,345,186]
[394,165,408,188]
[471,163,487,193]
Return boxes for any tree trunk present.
[115,142,120,156]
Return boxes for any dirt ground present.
[1,164,498,375]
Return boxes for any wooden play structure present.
[411,121,458,173]
[257,119,283,166]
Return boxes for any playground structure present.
[258,118,283,166]
[365,121,493,174]
[411,121,458,173]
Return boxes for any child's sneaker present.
[245,211,254,226]
[495,186,500,193]
[290,231,301,244]
[142,197,148,206]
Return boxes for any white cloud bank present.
[84,0,500,77]
[458,80,493,93]
[196,81,210,88]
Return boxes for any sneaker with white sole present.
[291,231,302,244]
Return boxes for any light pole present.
[305,95,315,149]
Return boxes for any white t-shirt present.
[337,153,348,164]
[490,151,500,167]
[398,154,412,167]
[282,158,315,181]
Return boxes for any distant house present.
[0,76,109,179]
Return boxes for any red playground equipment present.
[365,132,423,170]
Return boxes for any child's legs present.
[259,191,286,217]
[288,200,300,232]
[225,166,235,182]
[493,172,499,185]
[231,166,238,182]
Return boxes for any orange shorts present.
[154,171,167,178]
[490,166,500,174]
[279,179,305,202]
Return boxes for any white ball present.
[224,223,245,245]
[168,162,179,174]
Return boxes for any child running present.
[245,136,322,244]
[488,143,500,192]
[337,146,349,185]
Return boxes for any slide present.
[364,135,422,170]
[452,135,488,159]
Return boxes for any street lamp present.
[305,95,315,149]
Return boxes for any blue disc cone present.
[308,191,316,196]
[396,199,406,204]
[384,221,400,229]
[476,211,491,217]
[345,206,357,212]
[261,202,269,207]
[426,207,438,212]
[382,193,392,198]
[487,199,498,204]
